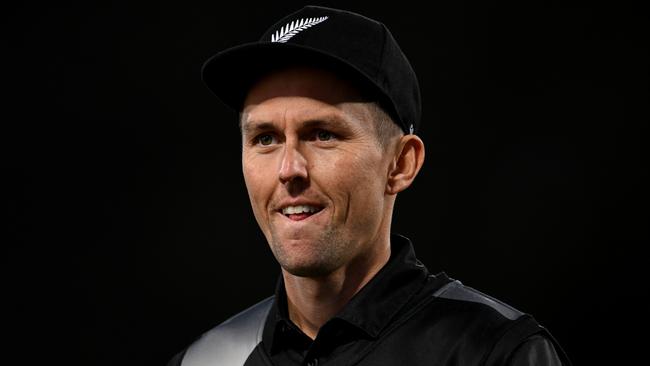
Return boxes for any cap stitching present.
[377,23,388,91]
[378,24,409,134]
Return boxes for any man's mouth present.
[280,204,324,221]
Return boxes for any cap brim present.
[200,42,393,115]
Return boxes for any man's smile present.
[275,205,327,223]
[274,199,326,222]
[281,204,324,221]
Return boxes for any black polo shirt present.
[168,233,571,366]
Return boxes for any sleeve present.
[506,334,564,366]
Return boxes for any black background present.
[6,1,648,365]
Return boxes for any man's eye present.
[258,134,275,146]
[317,130,333,141]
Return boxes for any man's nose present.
[278,141,308,184]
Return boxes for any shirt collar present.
[263,233,431,353]
[333,233,430,337]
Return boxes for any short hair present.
[366,101,404,152]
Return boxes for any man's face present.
[241,66,396,277]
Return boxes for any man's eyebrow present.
[301,117,346,129]
[241,121,275,136]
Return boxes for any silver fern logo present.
[271,16,329,43]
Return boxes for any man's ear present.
[386,134,425,195]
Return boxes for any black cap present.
[201,5,421,135]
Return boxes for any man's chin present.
[270,229,345,278]
[276,252,339,278]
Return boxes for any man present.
[169,5,571,366]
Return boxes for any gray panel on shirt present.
[182,296,274,366]
[433,280,524,320]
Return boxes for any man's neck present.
[281,238,391,340]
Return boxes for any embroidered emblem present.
[271,16,329,43]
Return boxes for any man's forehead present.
[241,108,353,133]
[243,100,342,120]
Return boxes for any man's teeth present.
[282,205,320,215]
